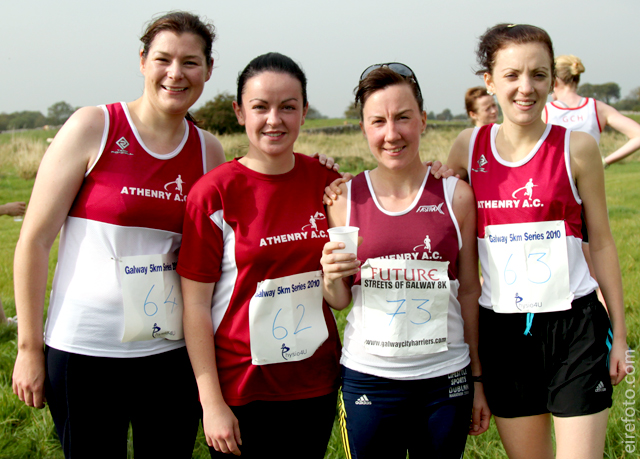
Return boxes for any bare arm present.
[0,202,26,217]
[182,277,241,455]
[320,183,357,310]
[570,131,627,384]
[450,179,490,434]
[597,101,640,166]
[446,129,474,181]
[204,131,226,172]
[12,106,104,408]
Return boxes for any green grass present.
[0,129,57,145]
[626,114,640,124]
[303,118,359,129]
[0,134,638,458]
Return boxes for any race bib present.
[485,220,572,313]
[248,271,328,365]
[119,253,184,342]
[361,258,450,357]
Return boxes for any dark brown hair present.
[475,23,555,80]
[355,67,423,120]
[465,86,491,116]
[236,52,307,107]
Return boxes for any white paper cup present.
[328,226,359,257]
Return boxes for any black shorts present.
[209,392,337,459]
[45,346,200,459]
[479,291,613,418]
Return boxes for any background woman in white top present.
[545,54,640,166]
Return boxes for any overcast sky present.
[2,0,638,118]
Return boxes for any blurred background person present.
[545,54,640,167]
[465,86,498,127]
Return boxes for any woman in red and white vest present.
[447,24,628,459]
[321,63,489,459]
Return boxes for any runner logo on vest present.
[379,234,442,261]
[111,136,133,155]
[259,212,328,247]
[416,203,444,214]
[477,178,544,209]
[471,154,488,172]
[120,173,188,202]
[164,175,185,197]
[512,178,537,201]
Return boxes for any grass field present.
[0,128,638,458]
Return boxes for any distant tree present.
[612,86,640,112]
[306,105,327,120]
[436,108,452,121]
[4,111,47,130]
[427,111,436,120]
[344,102,359,119]
[578,82,621,104]
[47,101,76,125]
[0,113,9,131]
[194,92,243,135]
[577,83,596,98]
[452,113,467,121]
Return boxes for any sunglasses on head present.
[359,62,422,96]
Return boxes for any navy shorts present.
[479,291,613,418]
[339,365,473,459]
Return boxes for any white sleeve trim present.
[210,209,224,231]
[86,105,110,177]
[467,127,480,186]
[443,177,463,250]
[564,129,582,205]
[196,126,207,174]
[345,180,353,226]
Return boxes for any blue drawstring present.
[605,329,613,368]
[524,313,534,336]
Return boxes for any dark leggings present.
[208,391,338,459]
[45,346,200,459]
[340,365,473,459]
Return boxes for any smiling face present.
[360,83,427,171]
[233,71,308,161]
[484,42,553,128]
[470,94,499,126]
[140,31,212,116]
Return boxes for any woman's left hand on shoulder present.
[426,160,456,179]
[313,152,341,173]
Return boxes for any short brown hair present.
[355,67,423,120]
[465,86,491,116]
[141,11,216,70]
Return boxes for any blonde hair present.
[555,55,585,86]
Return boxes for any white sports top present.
[544,98,601,144]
